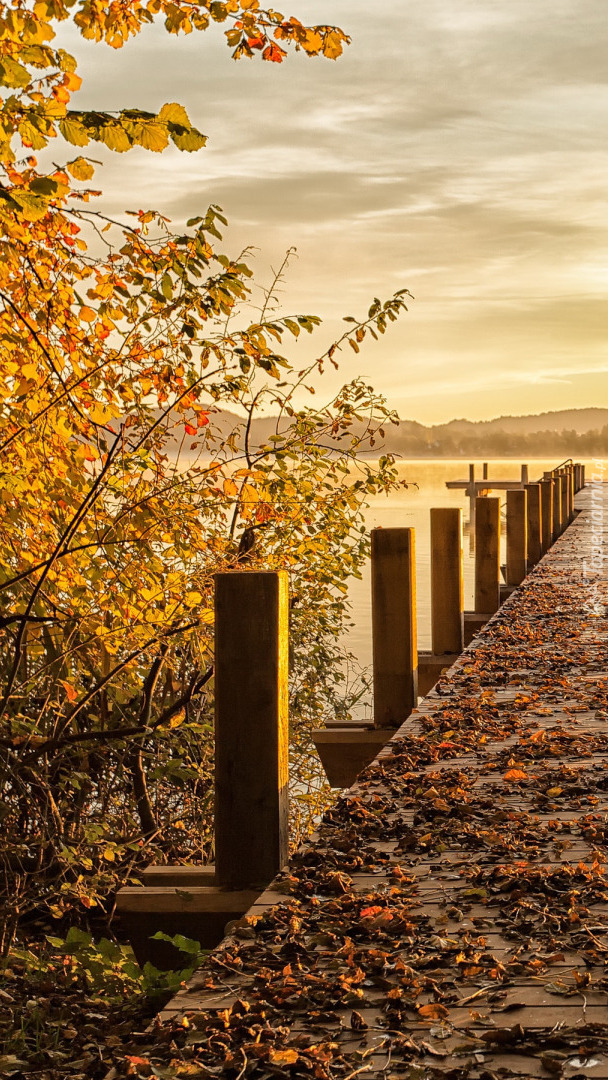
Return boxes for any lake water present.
[344,459,588,703]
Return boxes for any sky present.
[56,0,607,424]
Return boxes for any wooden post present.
[568,465,575,519]
[521,463,529,486]
[506,489,527,586]
[372,528,418,729]
[552,474,562,539]
[525,483,542,567]
[581,463,586,489]
[482,462,489,481]
[560,472,568,531]
[539,479,553,553]
[467,463,476,527]
[431,508,464,655]
[214,571,289,889]
[474,497,501,614]
[564,468,571,523]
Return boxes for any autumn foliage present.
[0,0,412,957]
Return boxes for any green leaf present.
[151,931,203,955]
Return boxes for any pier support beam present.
[539,479,553,554]
[474,497,501,614]
[506,489,528,586]
[552,475,562,540]
[419,509,463,696]
[525,483,542,567]
[372,528,418,728]
[431,508,464,655]
[560,473,568,533]
[214,572,289,889]
[117,571,290,967]
[568,465,576,520]
[314,528,419,789]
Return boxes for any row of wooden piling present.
[116,461,584,967]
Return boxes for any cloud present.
[52,0,608,423]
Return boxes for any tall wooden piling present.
[431,508,464,655]
[568,466,575,520]
[525,483,542,567]
[521,464,529,486]
[552,475,562,539]
[506,489,528,586]
[560,473,568,532]
[474,497,501,614]
[214,571,289,889]
[539,479,553,554]
[371,528,418,729]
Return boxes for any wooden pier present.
[446,461,531,526]
[116,470,608,1078]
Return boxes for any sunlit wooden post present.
[559,472,568,532]
[521,463,529,486]
[474,497,501,613]
[214,571,289,888]
[431,508,464,655]
[568,465,575,519]
[564,467,571,523]
[552,474,562,539]
[506,489,527,586]
[581,463,586,490]
[467,463,476,527]
[372,528,418,729]
[539,479,553,553]
[525,483,542,567]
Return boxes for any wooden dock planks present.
[138,483,608,1079]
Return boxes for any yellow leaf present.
[67,156,95,181]
[103,848,115,862]
[240,483,258,504]
[158,101,190,126]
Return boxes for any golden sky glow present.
[58,0,607,423]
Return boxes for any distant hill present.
[153,406,608,458]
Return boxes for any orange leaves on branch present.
[262,42,285,62]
